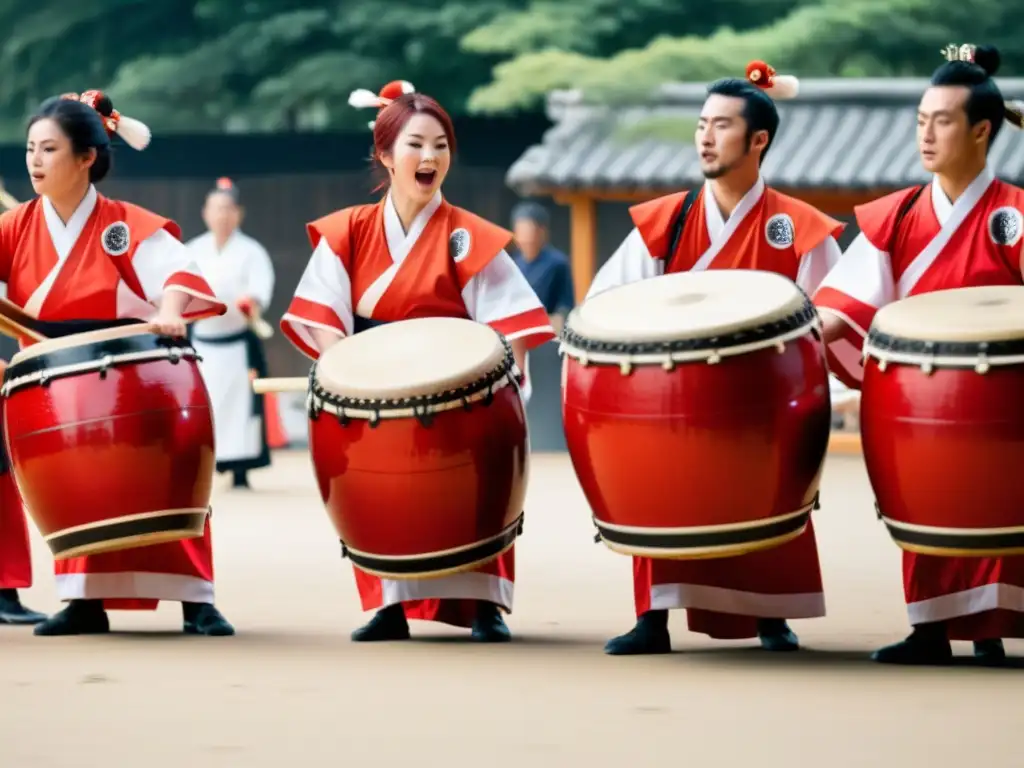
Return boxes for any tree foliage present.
[0,0,1018,139]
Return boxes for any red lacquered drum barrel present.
[861,285,1024,556]
[561,269,831,558]
[307,317,528,579]
[1,326,214,559]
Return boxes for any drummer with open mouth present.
[280,80,555,643]
[0,89,235,636]
[586,61,845,655]
[816,43,1024,666]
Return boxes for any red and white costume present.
[589,176,845,639]
[282,190,555,627]
[815,165,1024,639]
[0,184,227,609]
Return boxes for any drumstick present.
[0,182,20,211]
[249,304,275,340]
[0,297,47,342]
[252,377,307,394]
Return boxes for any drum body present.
[2,327,214,559]
[562,270,831,559]
[307,317,528,579]
[861,286,1024,556]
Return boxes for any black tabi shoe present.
[231,470,251,489]
[183,603,235,636]
[470,602,512,643]
[351,604,410,642]
[604,610,671,655]
[0,589,47,625]
[973,639,1007,666]
[871,623,952,665]
[757,618,800,652]
[34,600,109,636]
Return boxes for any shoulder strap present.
[666,187,701,262]
[890,184,926,251]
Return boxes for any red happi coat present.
[282,192,554,627]
[815,170,1024,638]
[0,189,225,609]
[622,185,844,638]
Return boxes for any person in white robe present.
[186,178,276,489]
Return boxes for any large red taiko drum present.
[1,325,214,559]
[307,316,528,579]
[861,285,1024,557]
[561,269,832,559]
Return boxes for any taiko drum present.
[1,325,214,559]
[307,316,528,579]
[561,269,832,559]
[861,285,1024,557]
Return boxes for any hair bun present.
[974,45,1001,77]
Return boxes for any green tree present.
[465,0,1024,113]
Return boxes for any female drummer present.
[281,80,556,643]
[0,90,235,637]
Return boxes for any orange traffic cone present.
[263,392,288,449]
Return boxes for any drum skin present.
[563,334,831,557]
[861,359,1024,554]
[309,384,528,574]
[3,357,215,558]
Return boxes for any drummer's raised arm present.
[587,228,663,300]
[812,233,896,388]
[132,227,226,321]
[795,235,842,296]
[280,239,353,360]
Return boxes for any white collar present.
[703,175,766,241]
[382,189,443,263]
[930,165,995,226]
[42,184,97,259]
[43,184,97,234]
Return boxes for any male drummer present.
[589,61,845,655]
[815,43,1024,665]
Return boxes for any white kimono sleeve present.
[812,233,897,389]
[244,240,276,310]
[462,249,557,404]
[586,228,663,300]
[795,235,842,295]
[132,228,226,320]
[281,238,353,360]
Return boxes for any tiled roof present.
[506,78,1024,195]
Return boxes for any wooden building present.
[506,77,1024,302]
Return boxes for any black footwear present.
[231,470,250,489]
[973,639,1006,666]
[0,589,47,625]
[34,600,109,636]
[871,623,952,665]
[183,603,235,636]
[757,618,800,652]
[604,610,671,655]
[351,604,410,642]
[470,602,511,643]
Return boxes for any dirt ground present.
[0,451,1019,767]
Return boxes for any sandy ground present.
[0,450,1020,768]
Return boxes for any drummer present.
[815,43,1024,665]
[280,79,555,643]
[587,60,845,655]
[0,90,235,637]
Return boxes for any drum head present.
[316,317,508,401]
[9,323,157,365]
[567,270,807,345]
[872,286,1024,343]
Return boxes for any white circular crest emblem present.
[988,207,1023,247]
[765,214,795,250]
[101,221,131,256]
[449,228,471,263]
